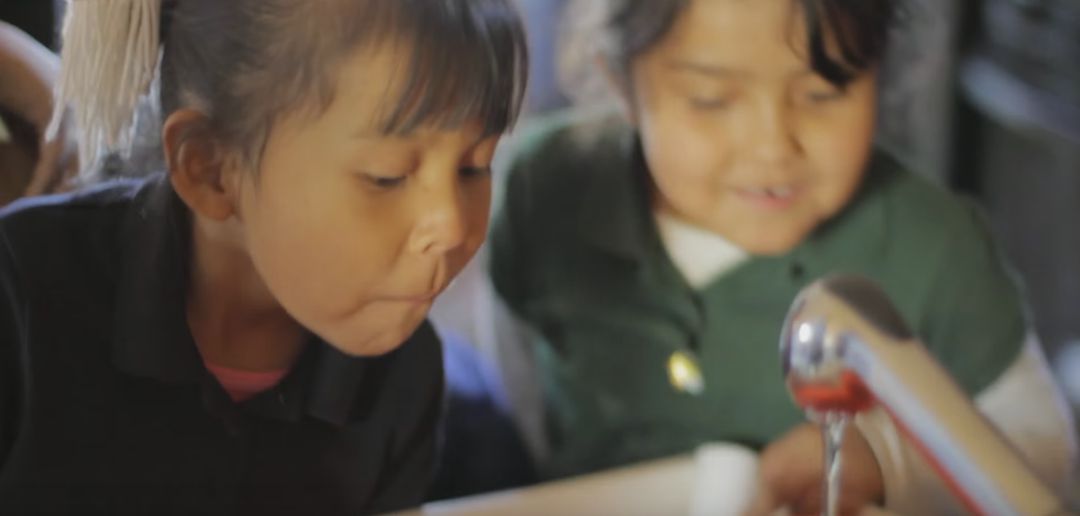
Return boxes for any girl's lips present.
[733,185,802,210]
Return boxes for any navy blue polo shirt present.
[0,175,443,515]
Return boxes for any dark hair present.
[159,0,528,170]
[562,0,900,100]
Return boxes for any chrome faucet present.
[780,274,1070,516]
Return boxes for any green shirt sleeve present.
[490,118,569,318]
[489,155,531,318]
[917,199,1026,395]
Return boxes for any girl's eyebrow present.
[352,129,388,140]
[349,127,493,149]
[351,123,413,140]
[667,60,745,78]
[668,60,822,80]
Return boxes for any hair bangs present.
[800,0,901,87]
[378,0,529,137]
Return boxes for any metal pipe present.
[780,274,1069,516]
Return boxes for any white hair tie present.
[49,0,162,175]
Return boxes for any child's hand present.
[744,422,884,516]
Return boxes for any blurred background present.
[1,0,1078,503]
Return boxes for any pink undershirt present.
[204,362,290,402]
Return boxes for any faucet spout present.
[781,275,1068,516]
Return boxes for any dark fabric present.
[0,175,444,515]
[0,0,60,49]
[427,333,535,501]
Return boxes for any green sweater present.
[489,112,1026,479]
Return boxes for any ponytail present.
[49,0,162,178]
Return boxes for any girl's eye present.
[361,172,407,190]
[689,96,732,111]
[459,166,491,181]
[805,89,846,103]
[799,77,848,104]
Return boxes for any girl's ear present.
[594,55,638,126]
[163,109,236,221]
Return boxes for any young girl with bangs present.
[0,1,527,513]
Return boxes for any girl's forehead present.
[315,41,513,139]
[649,0,813,70]
[335,42,413,101]
[670,0,807,49]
